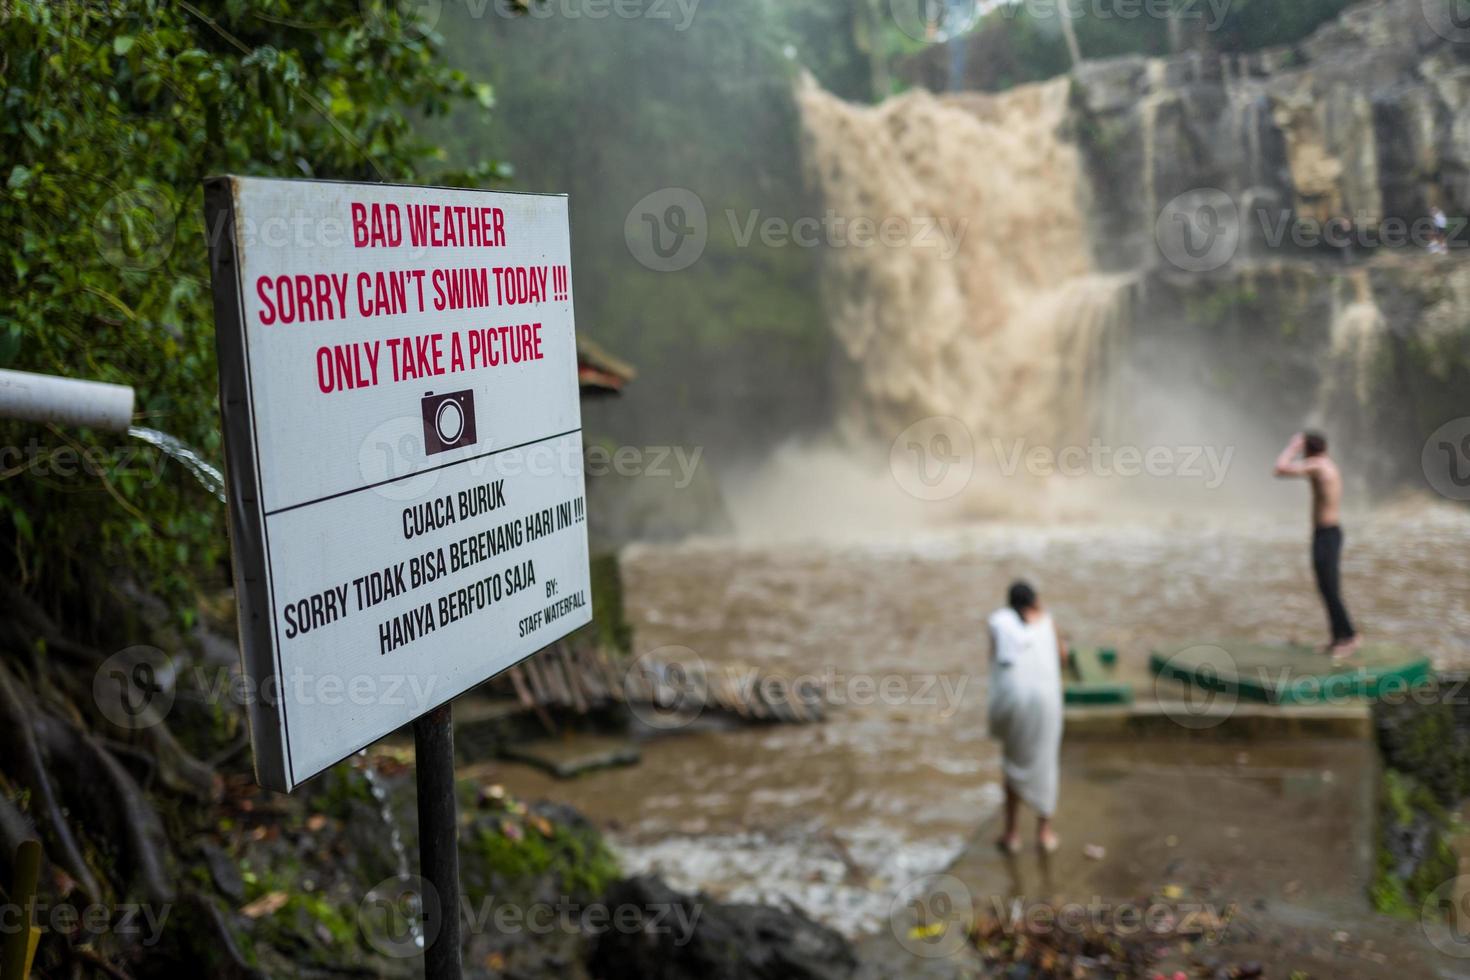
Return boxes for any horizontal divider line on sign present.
[263,425,583,518]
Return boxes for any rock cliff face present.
[1067,0,1470,488]
[1072,0,1470,268]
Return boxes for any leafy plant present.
[0,0,493,621]
[0,8,491,970]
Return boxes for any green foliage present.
[776,0,885,102]
[0,0,488,617]
[1208,0,1356,53]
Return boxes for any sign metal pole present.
[413,702,462,980]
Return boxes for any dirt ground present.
[861,738,1470,979]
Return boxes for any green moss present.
[588,552,633,657]
[473,821,617,894]
[297,892,357,946]
[553,826,621,897]
[1184,282,1262,329]
[1410,836,1460,903]
[241,860,368,966]
[306,763,375,819]
[1371,860,1412,918]
[1373,762,1463,917]
[1378,696,1470,804]
[464,806,622,907]
[1383,768,1415,826]
[473,824,555,882]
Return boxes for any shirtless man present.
[1274,431,1359,657]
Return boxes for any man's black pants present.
[1312,525,1356,644]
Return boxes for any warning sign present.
[205,177,591,791]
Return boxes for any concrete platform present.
[1061,647,1377,739]
[1065,700,1374,739]
[1151,641,1433,705]
[498,735,641,779]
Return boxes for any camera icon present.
[421,389,477,456]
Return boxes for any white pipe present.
[0,369,135,432]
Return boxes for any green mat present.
[1149,641,1433,705]
[1065,647,1132,705]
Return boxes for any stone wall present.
[1065,0,1470,490]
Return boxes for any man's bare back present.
[1305,457,1341,528]
[1275,432,1341,527]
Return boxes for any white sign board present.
[205,176,591,791]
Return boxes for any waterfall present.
[946,35,966,92]
[1138,59,1168,247]
[1221,54,1265,193]
[358,752,413,882]
[1316,268,1384,416]
[796,76,1132,457]
[1289,267,1386,492]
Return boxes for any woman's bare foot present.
[1038,828,1060,853]
[1330,637,1361,660]
[995,834,1022,855]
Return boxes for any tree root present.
[69,946,135,980]
[3,571,222,808]
[141,722,220,803]
[0,782,39,886]
[0,661,103,899]
[34,713,175,904]
[0,578,256,975]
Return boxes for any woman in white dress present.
[987,580,1066,853]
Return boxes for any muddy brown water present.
[490,505,1470,937]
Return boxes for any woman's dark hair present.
[1303,431,1327,457]
[1008,580,1038,615]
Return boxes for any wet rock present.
[529,799,599,833]
[501,735,641,779]
[587,875,857,980]
[1069,0,1470,267]
[197,839,244,902]
[1375,681,1470,802]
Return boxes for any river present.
[490,500,1470,937]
